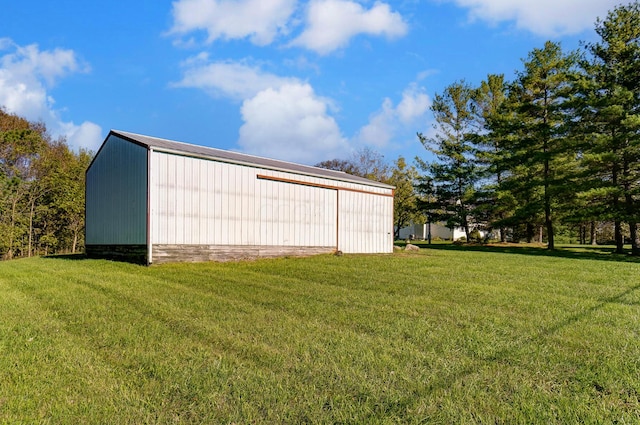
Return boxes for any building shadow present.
[44,253,89,261]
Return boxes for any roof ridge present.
[109,129,395,190]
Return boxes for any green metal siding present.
[85,135,147,245]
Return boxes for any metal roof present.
[109,130,395,190]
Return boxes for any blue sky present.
[1,0,620,165]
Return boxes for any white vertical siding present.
[150,150,393,253]
[338,190,394,253]
[198,160,209,245]
[152,153,261,245]
[86,135,147,245]
[256,177,337,247]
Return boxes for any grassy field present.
[1,245,639,424]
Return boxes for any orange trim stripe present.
[256,174,394,197]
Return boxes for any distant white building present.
[397,222,466,241]
[397,222,495,241]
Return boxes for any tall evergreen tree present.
[417,81,478,241]
[472,74,510,241]
[579,1,640,254]
[500,42,578,249]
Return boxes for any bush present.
[454,236,467,244]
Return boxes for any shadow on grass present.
[44,253,89,261]
[44,253,147,265]
[427,279,640,396]
[402,242,640,264]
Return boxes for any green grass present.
[1,247,639,424]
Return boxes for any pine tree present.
[499,42,578,249]
[472,74,510,242]
[417,81,478,241]
[580,1,640,254]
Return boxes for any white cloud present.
[62,121,103,152]
[175,56,347,163]
[169,0,409,54]
[0,39,102,151]
[169,0,297,45]
[356,83,430,147]
[238,83,349,163]
[396,83,430,124]
[173,54,297,99]
[448,0,619,36]
[174,55,432,162]
[357,98,395,147]
[290,0,408,54]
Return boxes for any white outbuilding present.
[85,130,395,264]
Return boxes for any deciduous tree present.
[388,157,422,239]
[0,108,94,259]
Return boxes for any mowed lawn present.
[1,246,639,424]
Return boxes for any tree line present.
[416,1,640,253]
[315,147,422,240]
[319,2,640,253]
[1,2,637,260]
[0,109,91,260]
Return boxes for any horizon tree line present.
[0,108,91,260]
[415,1,640,254]
[1,2,637,260]
[319,1,640,254]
